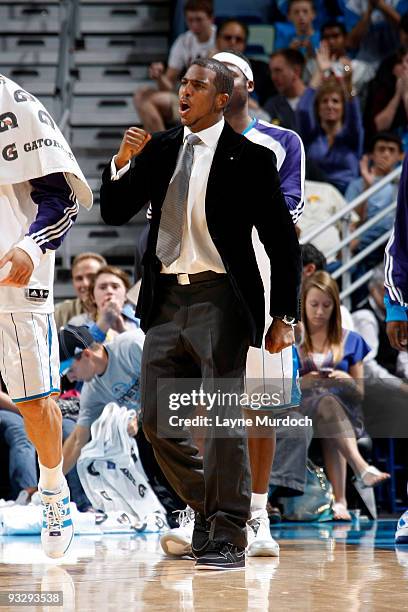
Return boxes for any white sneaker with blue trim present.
[40,480,74,558]
[395,510,408,545]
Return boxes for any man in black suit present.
[100,57,301,570]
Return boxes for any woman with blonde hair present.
[298,271,389,520]
[69,265,139,341]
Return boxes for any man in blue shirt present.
[384,152,408,544]
[346,132,403,256]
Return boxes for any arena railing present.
[299,165,402,309]
[56,0,79,270]
[55,0,79,138]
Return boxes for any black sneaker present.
[191,512,210,556]
[195,541,246,570]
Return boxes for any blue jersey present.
[242,118,305,224]
[384,153,408,321]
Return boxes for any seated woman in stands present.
[296,44,364,193]
[69,265,139,342]
[298,271,389,520]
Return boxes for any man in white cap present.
[159,51,306,559]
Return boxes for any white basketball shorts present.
[245,344,301,410]
[0,312,60,403]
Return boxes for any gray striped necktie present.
[156,133,201,267]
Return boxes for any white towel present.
[0,73,92,209]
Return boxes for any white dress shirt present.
[111,119,226,275]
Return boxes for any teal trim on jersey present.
[290,345,302,407]
[384,294,408,322]
[241,118,256,135]
[47,314,53,388]
[13,388,60,403]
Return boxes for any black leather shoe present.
[191,512,210,556]
[195,541,246,570]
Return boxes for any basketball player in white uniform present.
[0,75,92,557]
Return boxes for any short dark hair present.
[270,48,305,70]
[370,131,403,152]
[301,244,327,271]
[321,20,347,36]
[184,0,213,17]
[217,19,249,42]
[190,57,234,97]
[288,0,315,10]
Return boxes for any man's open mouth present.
[179,100,191,114]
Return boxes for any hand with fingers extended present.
[115,127,152,170]
[0,247,34,288]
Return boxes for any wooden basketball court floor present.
[0,519,407,611]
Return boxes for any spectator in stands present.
[54,252,107,330]
[212,19,275,106]
[346,132,402,260]
[353,266,408,439]
[372,49,408,145]
[341,0,407,66]
[60,325,182,519]
[212,18,247,55]
[301,243,355,329]
[274,0,320,57]
[61,326,142,473]
[298,271,389,520]
[298,180,359,266]
[69,265,139,342]
[301,242,327,276]
[0,390,90,510]
[353,265,408,384]
[371,13,408,83]
[272,0,338,29]
[264,48,307,129]
[304,22,375,98]
[297,56,364,193]
[364,22,408,145]
[134,0,215,132]
[0,391,37,501]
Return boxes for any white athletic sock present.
[38,458,64,492]
[251,492,268,513]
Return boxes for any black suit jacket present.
[100,121,301,348]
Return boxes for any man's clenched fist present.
[115,127,152,170]
[265,318,295,354]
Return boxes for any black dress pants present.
[141,276,251,547]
